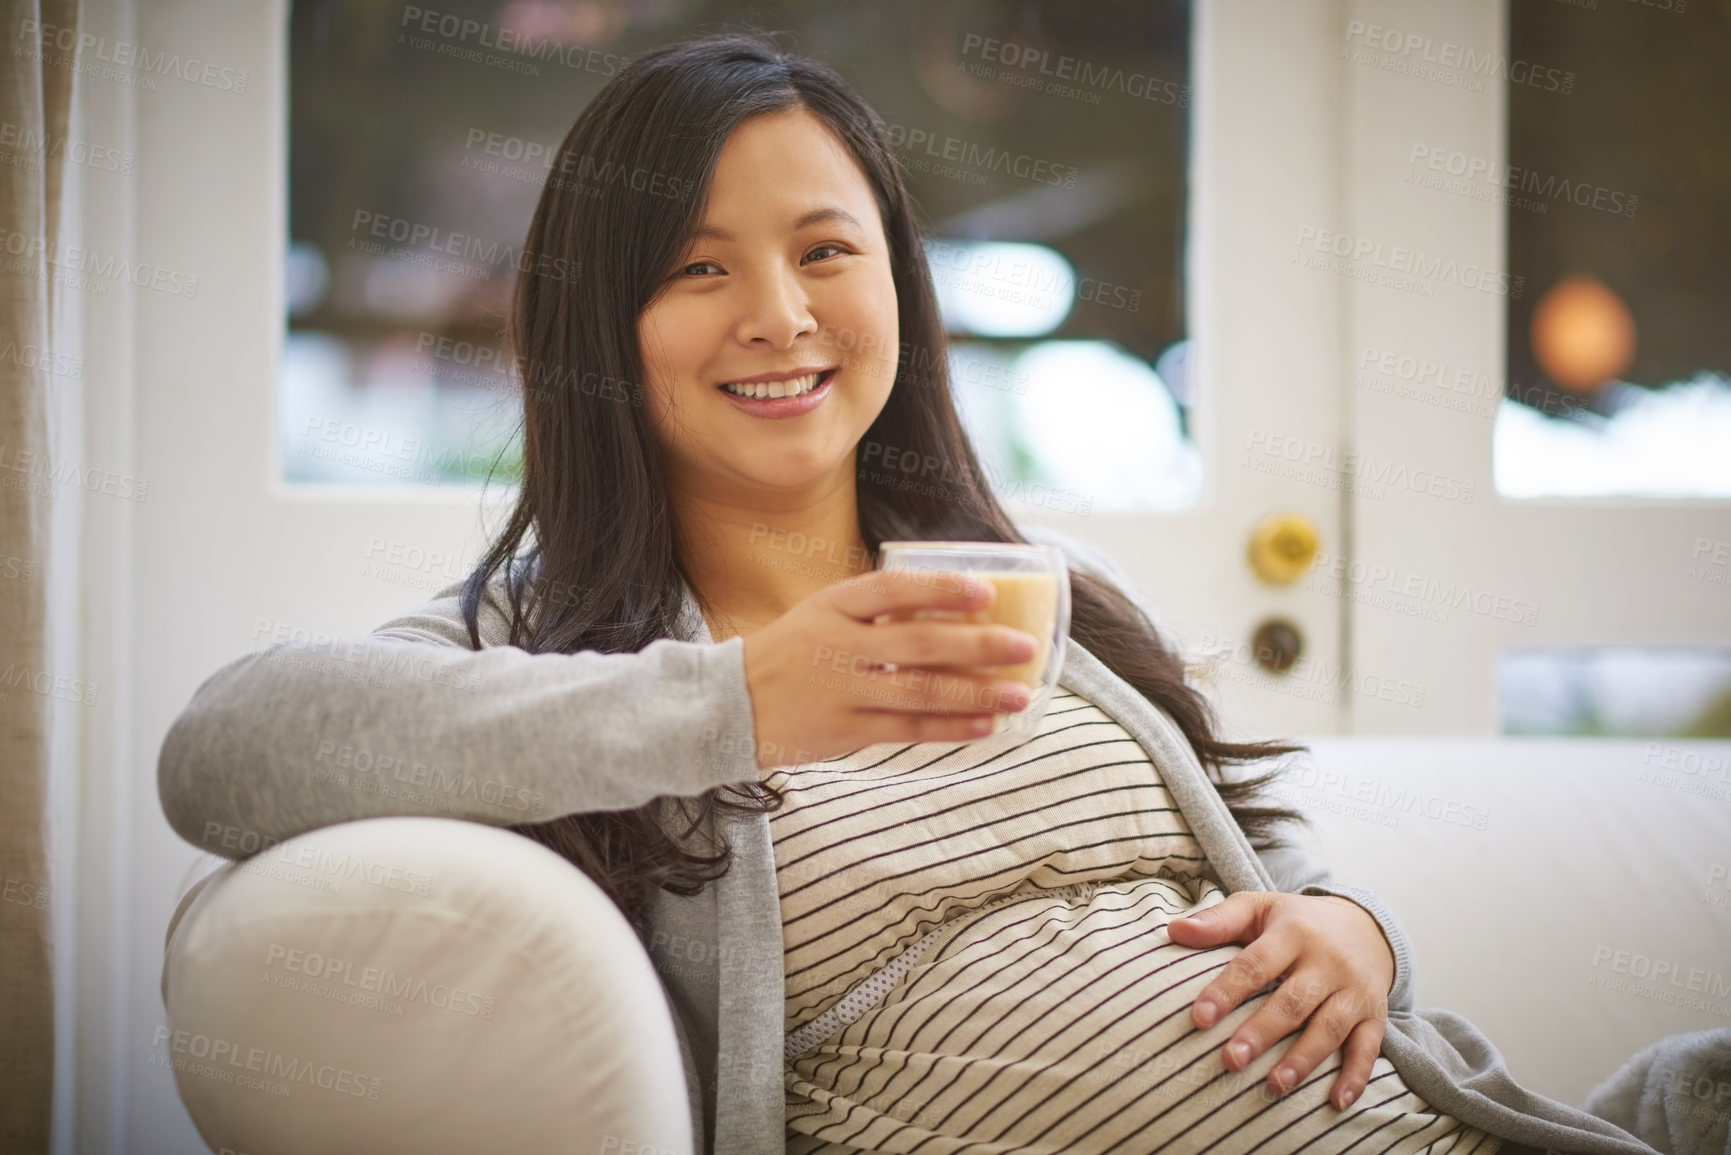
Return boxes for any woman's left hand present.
[1166,892,1395,1111]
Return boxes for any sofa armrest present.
[160,817,694,1154]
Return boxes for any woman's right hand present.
[740,569,1040,773]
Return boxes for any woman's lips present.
[717,369,836,419]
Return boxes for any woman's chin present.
[730,456,854,495]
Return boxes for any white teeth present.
[722,373,821,400]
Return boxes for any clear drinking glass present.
[875,541,1071,741]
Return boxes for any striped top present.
[765,688,1499,1155]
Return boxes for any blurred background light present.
[1529,275,1636,393]
[925,239,1075,338]
[1494,372,1731,498]
[1000,339,1199,511]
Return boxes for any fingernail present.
[1194,999,1216,1028]
[1226,1040,1249,1069]
[1272,1067,1294,1093]
[1338,1087,1358,1109]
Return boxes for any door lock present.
[1250,617,1305,674]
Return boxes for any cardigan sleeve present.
[1254,845,1418,1015]
[156,567,763,859]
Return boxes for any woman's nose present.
[734,267,816,348]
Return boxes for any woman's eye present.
[676,248,844,277]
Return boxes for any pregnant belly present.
[786,876,1493,1155]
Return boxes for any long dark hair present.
[461,32,1304,935]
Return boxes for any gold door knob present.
[1247,512,1320,585]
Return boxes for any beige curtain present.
[1,0,77,1149]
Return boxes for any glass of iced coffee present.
[874,541,1071,741]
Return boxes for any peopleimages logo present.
[1194,633,1428,710]
[959,33,1188,106]
[0,120,134,175]
[16,18,251,93]
[1590,947,1731,998]
[264,944,496,1019]
[1293,225,1523,298]
[0,224,199,298]
[1406,144,1639,218]
[313,739,546,816]
[883,123,1078,188]
[1278,764,1488,829]
[1302,551,1540,627]
[398,5,630,77]
[349,210,577,284]
[1242,428,1477,504]
[1342,20,1575,95]
[149,1026,382,1099]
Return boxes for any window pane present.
[284,0,1194,507]
[1499,647,1731,738]
[1497,0,1731,498]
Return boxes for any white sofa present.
[160,737,1731,1154]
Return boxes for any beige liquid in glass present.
[886,571,1058,687]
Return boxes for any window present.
[1501,647,1731,738]
[1496,0,1731,498]
[283,0,1197,510]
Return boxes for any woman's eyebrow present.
[694,206,865,242]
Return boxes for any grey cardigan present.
[157,524,1656,1155]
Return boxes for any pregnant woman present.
[159,33,1660,1155]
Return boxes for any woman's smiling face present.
[637,107,901,501]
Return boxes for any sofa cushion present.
[161,817,694,1154]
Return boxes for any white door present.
[1024,0,1354,742]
